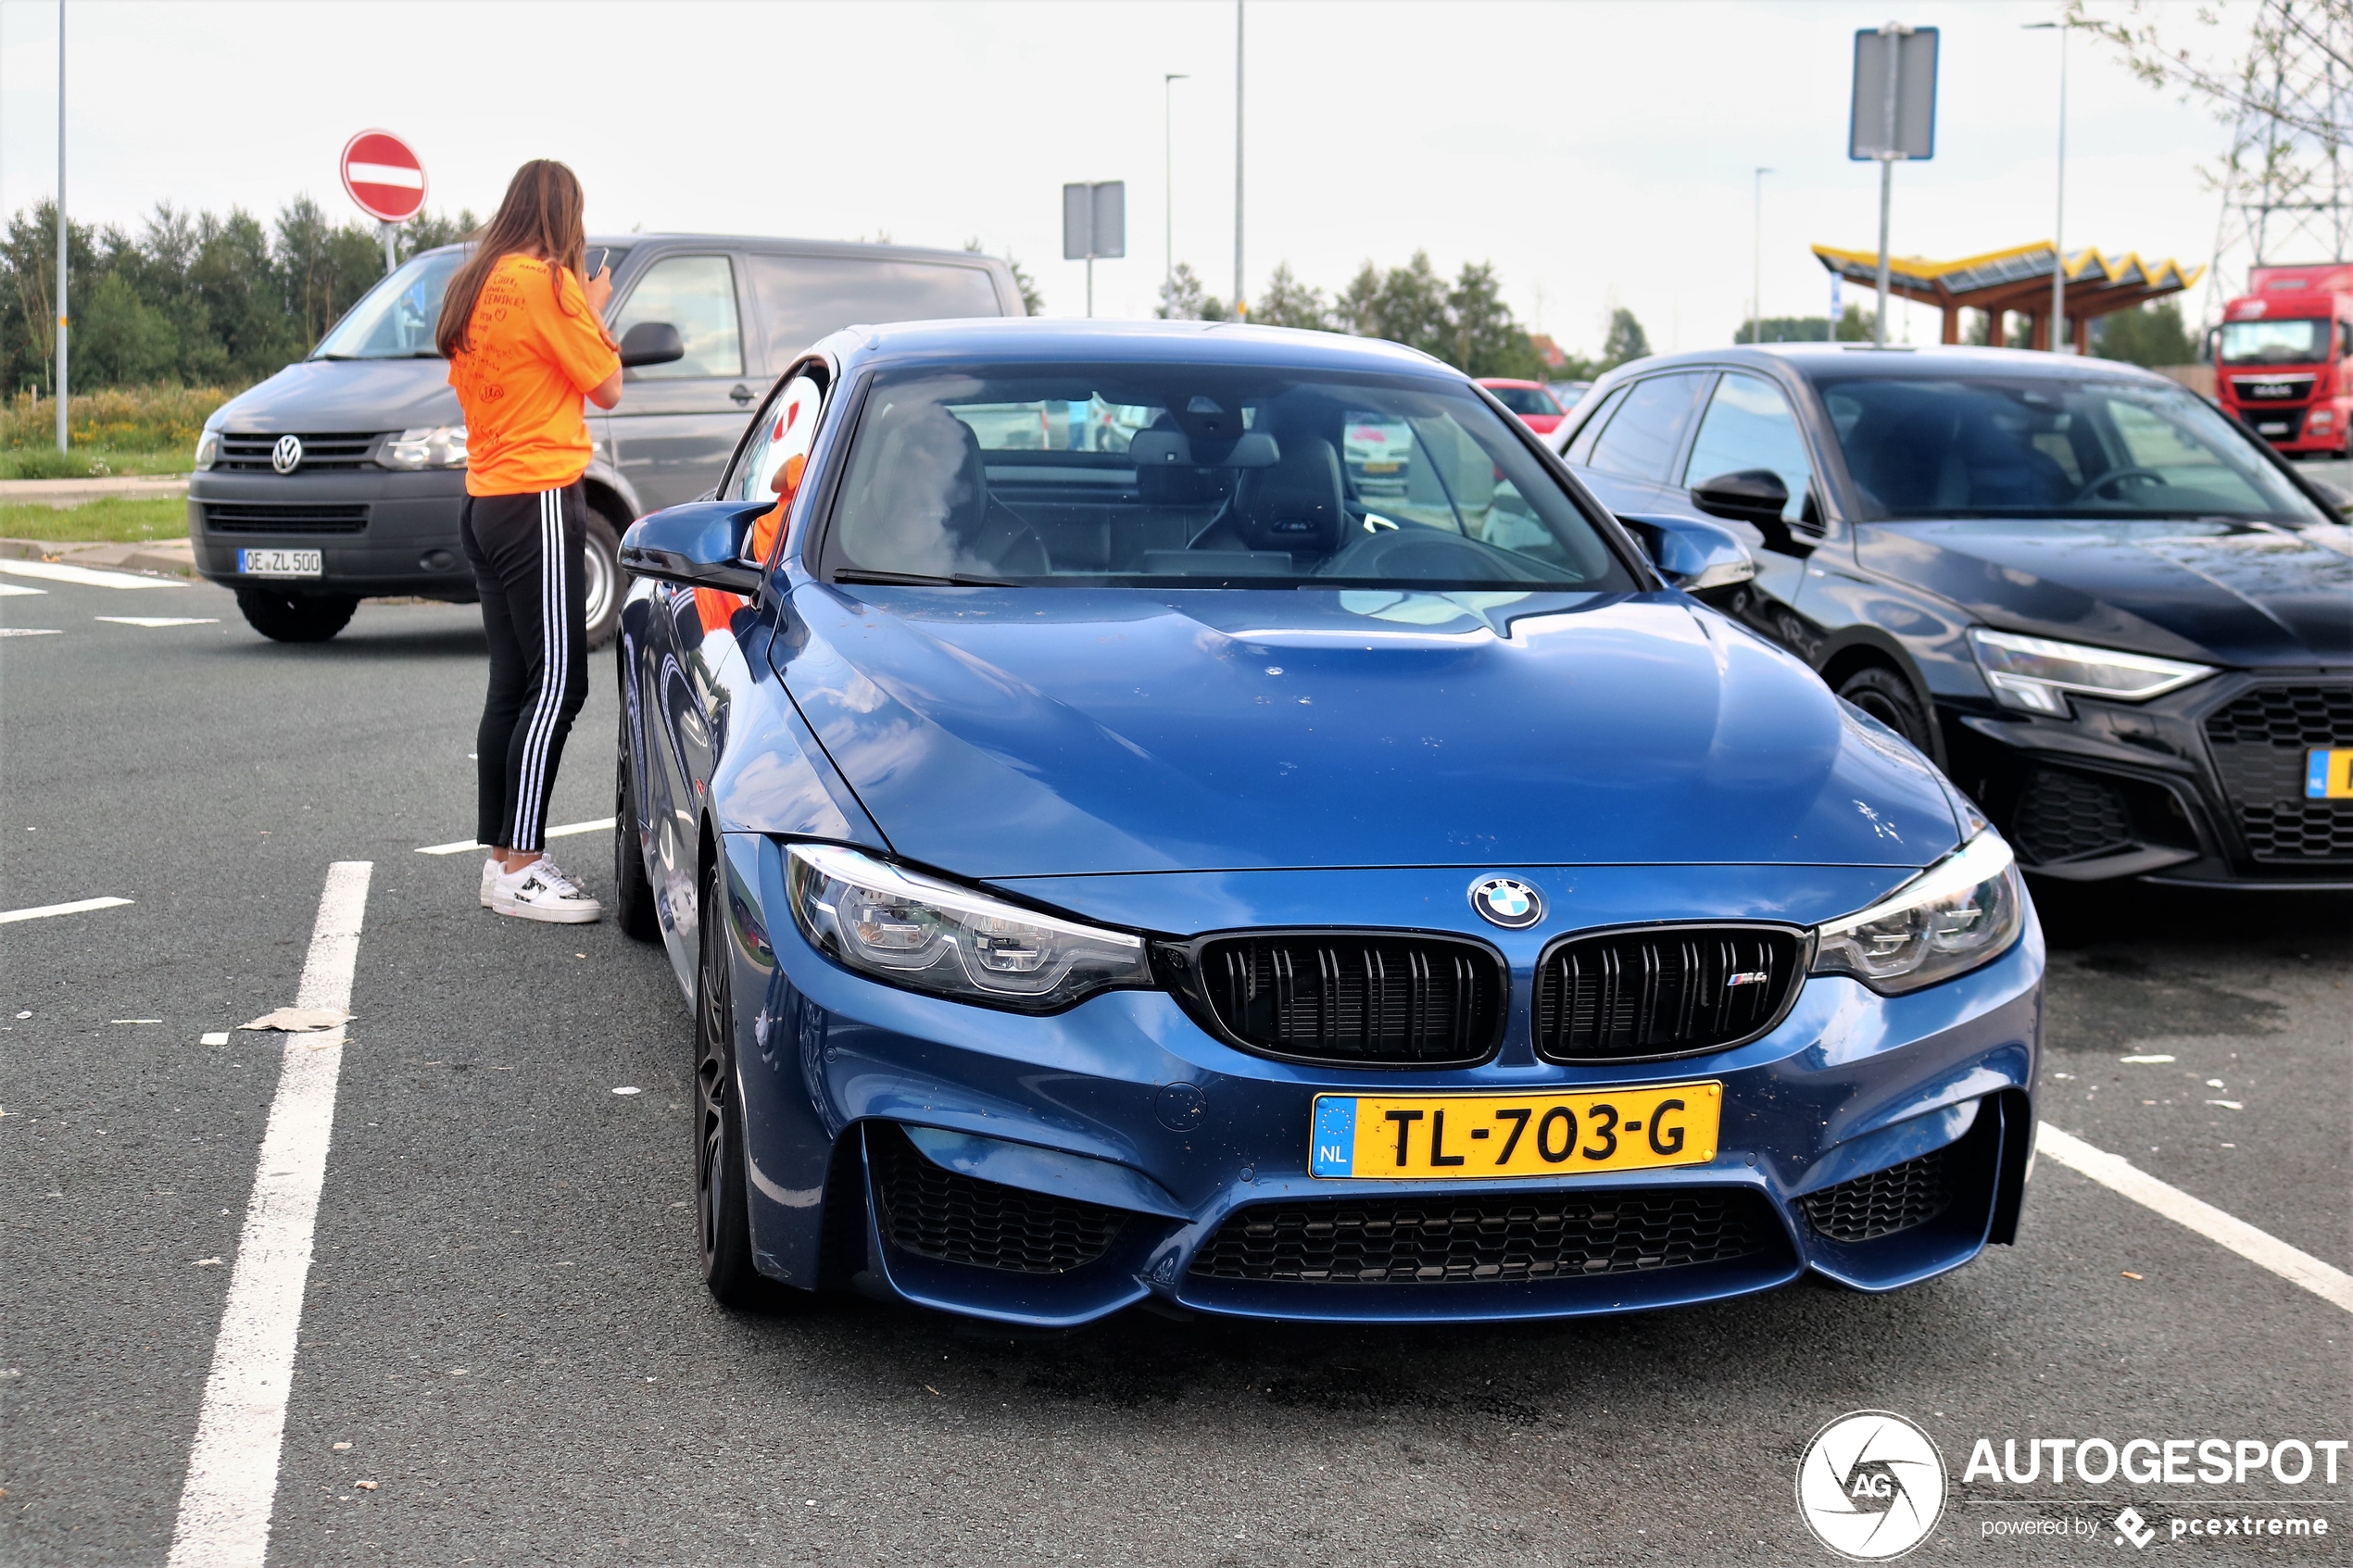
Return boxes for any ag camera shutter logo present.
[1796,1411,1946,1560]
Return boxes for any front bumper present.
[1942,671,2353,888]
[188,469,475,599]
[715,836,2045,1328]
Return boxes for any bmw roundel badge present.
[1469,875,1543,929]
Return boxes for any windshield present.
[1485,383,1562,416]
[1818,374,2329,524]
[310,250,462,359]
[820,366,1636,591]
[2220,318,2331,366]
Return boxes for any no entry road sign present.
[340,131,426,224]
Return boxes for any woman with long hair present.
[434,159,622,922]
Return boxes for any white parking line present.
[414,817,616,855]
[168,861,372,1568]
[0,558,173,589]
[96,616,220,628]
[2038,1123,2353,1314]
[0,895,132,924]
[0,581,46,596]
[0,627,62,638]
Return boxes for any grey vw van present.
[188,236,1024,643]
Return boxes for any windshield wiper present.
[832,568,1016,587]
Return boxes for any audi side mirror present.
[1690,468,1791,527]
[619,321,686,370]
[1619,513,1757,596]
[619,500,768,594]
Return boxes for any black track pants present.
[462,484,589,855]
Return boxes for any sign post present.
[1848,26,1938,347]
[1062,181,1126,318]
[339,130,427,275]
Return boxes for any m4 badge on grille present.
[1726,970,1771,987]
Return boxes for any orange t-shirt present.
[447,255,621,496]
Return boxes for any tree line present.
[1,199,477,397]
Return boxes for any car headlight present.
[1813,832,2025,995]
[1969,628,2213,716]
[380,425,469,470]
[194,428,220,470]
[786,842,1152,1011]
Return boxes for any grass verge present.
[0,496,188,545]
[0,446,192,480]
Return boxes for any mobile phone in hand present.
[582,246,610,280]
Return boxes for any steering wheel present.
[1317,524,1553,583]
[2071,466,2171,506]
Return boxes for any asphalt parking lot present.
[3,567,2347,1567]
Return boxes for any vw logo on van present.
[271,434,304,474]
[1468,875,1543,929]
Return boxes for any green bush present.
[0,383,225,467]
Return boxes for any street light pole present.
[1752,168,1772,344]
[1873,23,1905,349]
[1164,72,1188,301]
[2025,20,2075,353]
[55,0,69,454]
[1233,0,1245,317]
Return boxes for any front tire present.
[583,509,623,650]
[613,699,660,942]
[1836,664,1937,756]
[234,588,359,644]
[695,860,763,1307]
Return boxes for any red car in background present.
[1477,377,1567,434]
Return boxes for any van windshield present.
[311,251,462,359]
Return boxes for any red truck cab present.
[2216,263,2353,458]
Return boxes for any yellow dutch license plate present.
[2306,748,2353,799]
[1309,1083,1722,1180]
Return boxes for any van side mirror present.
[619,500,768,594]
[1690,468,1790,527]
[1618,513,1758,595]
[619,321,686,370]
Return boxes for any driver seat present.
[1234,436,1347,561]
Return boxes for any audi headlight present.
[1969,628,2212,717]
[786,843,1151,1011]
[193,426,220,471]
[380,425,469,470]
[1813,832,2025,995]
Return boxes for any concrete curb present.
[0,534,197,579]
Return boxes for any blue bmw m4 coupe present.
[613,319,2044,1328]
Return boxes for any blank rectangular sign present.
[1849,28,1938,160]
[1063,181,1126,260]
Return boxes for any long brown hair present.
[434,159,589,358]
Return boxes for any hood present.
[211,357,460,433]
[773,585,1959,878]
[1856,519,2353,668]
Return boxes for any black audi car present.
[1546,344,2353,889]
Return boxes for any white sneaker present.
[480,856,500,908]
[490,857,603,924]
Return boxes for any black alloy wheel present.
[695,860,763,1306]
[233,588,359,644]
[1836,664,1937,755]
[612,700,661,942]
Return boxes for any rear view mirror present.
[619,321,686,370]
[1690,468,1790,527]
[619,500,769,594]
[1619,513,1757,595]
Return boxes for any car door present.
[604,251,760,511]
[1674,369,1827,651]
[1561,370,1714,520]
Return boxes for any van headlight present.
[786,843,1152,1011]
[194,427,220,470]
[1813,832,2025,994]
[380,425,469,470]
[1969,629,2212,717]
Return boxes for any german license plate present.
[238,548,321,578]
[1310,1082,1722,1180]
[2307,748,2353,799]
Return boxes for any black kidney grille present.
[1189,1187,1777,1285]
[1189,935,1504,1066]
[1801,1146,1955,1243]
[1533,926,1805,1063]
[2203,684,2353,863]
[867,1123,1126,1275]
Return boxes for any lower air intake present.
[867,1123,1126,1274]
[1801,1146,1954,1243]
[1532,924,1806,1063]
[1189,1187,1777,1284]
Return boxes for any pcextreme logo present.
[1797,1411,1947,1561]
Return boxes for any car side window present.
[1682,372,1815,522]
[729,370,828,564]
[1563,384,1629,464]
[611,255,743,379]
[1587,372,1710,483]
[747,254,1003,365]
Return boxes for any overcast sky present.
[0,0,2249,358]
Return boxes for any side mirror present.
[1619,513,1758,595]
[619,500,769,594]
[618,320,686,370]
[1690,468,1791,527]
